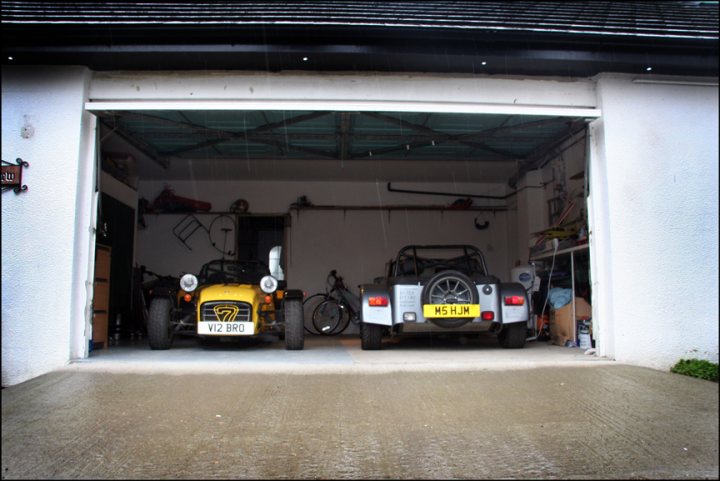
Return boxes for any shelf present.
[148,211,289,216]
[531,242,591,345]
[289,204,507,212]
[530,243,588,261]
[148,205,508,216]
[92,245,111,350]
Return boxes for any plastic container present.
[578,321,592,349]
[511,265,535,291]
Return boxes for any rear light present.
[368,296,389,307]
[504,295,525,306]
[481,311,495,321]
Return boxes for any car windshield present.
[392,245,488,277]
[198,259,270,285]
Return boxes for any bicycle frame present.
[304,270,361,335]
[327,271,360,321]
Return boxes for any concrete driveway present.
[2,334,718,479]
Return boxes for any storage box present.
[95,245,111,280]
[92,312,108,349]
[549,297,591,346]
[93,281,110,312]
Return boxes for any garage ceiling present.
[96,109,588,183]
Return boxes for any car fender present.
[360,284,393,326]
[499,282,530,324]
[151,292,176,307]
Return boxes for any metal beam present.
[338,112,353,161]
[85,101,602,118]
[99,118,169,169]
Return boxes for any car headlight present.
[180,273,198,292]
[260,275,278,294]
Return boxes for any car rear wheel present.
[147,297,174,350]
[284,299,304,350]
[361,322,383,350]
[498,322,527,349]
[421,270,479,328]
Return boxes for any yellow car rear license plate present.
[197,321,254,335]
[423,304,480,318]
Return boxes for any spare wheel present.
[421,270,479,328]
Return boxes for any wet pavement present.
[2,334,718,479]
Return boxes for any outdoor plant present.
[670,359,719,382]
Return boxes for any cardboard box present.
[92,312,108,348]
[549,297,591,346]
[95,245,111,280]
[93,281,110,312]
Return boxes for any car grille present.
[201,301,252,323]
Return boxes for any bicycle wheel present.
[303,293,328,335]
[313,299,343,335]
[328,303,352,335]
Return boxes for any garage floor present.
[77,332,612,375]
[2,335,718,479]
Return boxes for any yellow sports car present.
[147,256,304,350]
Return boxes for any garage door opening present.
[85,100,598,355]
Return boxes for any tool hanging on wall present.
[172,215,208,251]
[448,197,474,209]
[230,198,249,214]
[152,185,212,213]
[474,218,490,230]
[208,215,237,257]
[387,182,518,200]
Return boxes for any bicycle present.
[303,270,361,335]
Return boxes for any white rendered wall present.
[1,66,97,386]
[89,71,597,109]
[589,74,719,369]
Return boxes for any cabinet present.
[531,243,590,345]
[92,244,111,349]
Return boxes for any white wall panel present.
[1,66,96,386]
[591,74,719,369]
[136,180,512,300]
[89,71,598,109]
